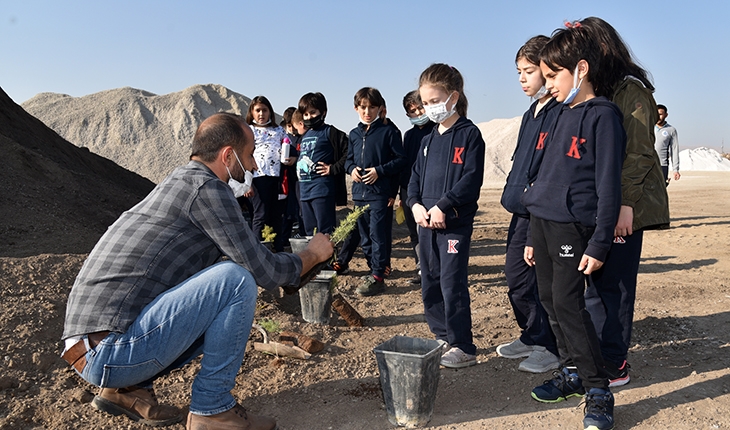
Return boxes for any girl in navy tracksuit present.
[520,23,626,430]
[408,64,485,368]
[497,36,560,373]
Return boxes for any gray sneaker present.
[440,347,477,368]
[356,275,385,296]
[518,347,560,373]
[496,338,536,359]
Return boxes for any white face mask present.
[226,150,253,198]
[252,119,271,126]
[361,115,379,126]
[563,64,583,105]
[409,113,430,126]
[424,92,457,124]
[533,86,549,100]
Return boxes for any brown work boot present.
[92,386,182,426]
[186,403,277,430]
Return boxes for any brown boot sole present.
[92,395,183,427]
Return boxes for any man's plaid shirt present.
[63,161,302,339]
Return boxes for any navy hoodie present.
[346,118,406,201]
[407,116,485,228]
[501,98,560,216]
[521,97,626,261]
[400,120,437,190]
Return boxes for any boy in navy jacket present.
[346,87,406,296]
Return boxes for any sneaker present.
[187,403,277,430]
[331,261,350,275]
[518,347,560,373]
[531,367,585,403]
[92,386,183,426]
[440,347,477,368]
[605,360,630,387]
[582,388,615,430]
[356,275,385,296]
[496,338,536,359]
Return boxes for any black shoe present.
[605,360,630,387]
[356,275,385,296]
[331,261,350,275]
[582,387,615,430]
[531,367,585,403]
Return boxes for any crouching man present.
[61,112,333,429]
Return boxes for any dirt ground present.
[0,171,728,430]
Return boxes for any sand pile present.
[476,117,521,187]
[22,84,256,183]
[0,86,154,257]
[679,147,730,171]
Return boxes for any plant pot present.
[299,270,335,324]
[373,336,446,428]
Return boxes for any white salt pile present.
[22,84,254,183]
[678,147,730,171]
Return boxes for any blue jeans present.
[80,261,258,415]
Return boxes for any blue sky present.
[1,1,727,152]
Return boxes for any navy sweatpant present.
[420,222,475,355]
[355,198,391,278]
[530,216,607,389]
[505,214,557,355]
[300,195,336,235]
[585,230,643,366]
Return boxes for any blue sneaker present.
[583,388,615,430]
[531,367,585,403]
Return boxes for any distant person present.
[296,92,348,235]
[521,22,625,430]
[496,36,560,374]
[345,87,406,296]
[245,95,294,251]
[409,63,485,368]
[61,112,333,429]
[654,104,681,185]
[398,90,436,284]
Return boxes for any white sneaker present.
[496,338,535,359]
[440,347,477,368]
[518,347,560,373]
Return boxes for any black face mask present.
[303,115,324,130]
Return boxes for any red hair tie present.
[564,20,582,28]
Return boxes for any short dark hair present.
[657,104,667,111]
[281,106,296,127]
[354,87,385,108]
[402,90,421,111]
[245,95,276,125]
[297,92,327,115]
[190,112,248,162]
[515,35,550,66]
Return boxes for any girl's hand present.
[387,198,395,207]
[351,169,362,183]
[316,162,331,176]
[614,205,634,237]
[523,246,535,266]
[361,167,378,185]
[427,206,446,229]
[578,254,603,275]
[412,203,430,228]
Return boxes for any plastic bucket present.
[373,336,446,428]
[289,236,312,253]
[299,270,334,324]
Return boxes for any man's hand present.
[578,254,603,275]
[297,233,333,276]
[673,171,681,181]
